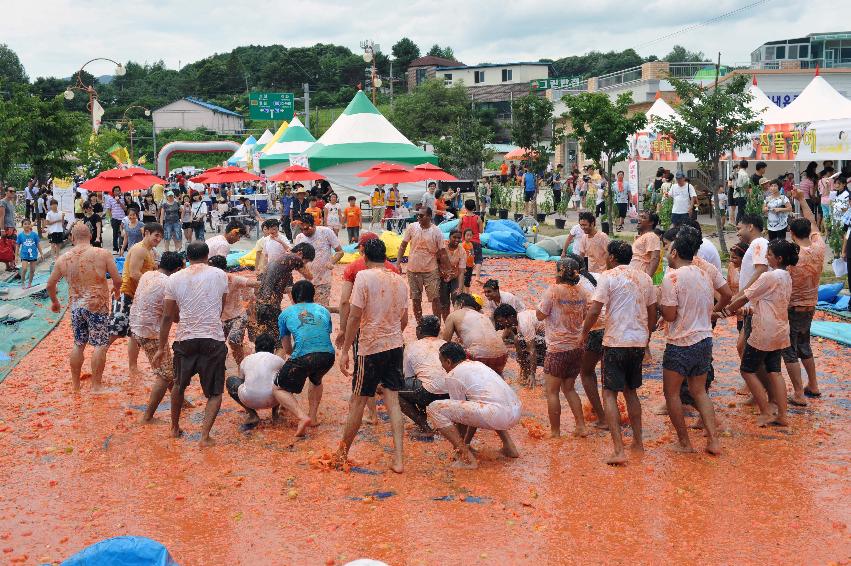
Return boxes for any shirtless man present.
[132,251,184,423]
[427,342,521,469]
[47,223,121,393]
[337,238,409,473]
[108,222,162,376]
[441,293,509,375]
[581,240,657,465]
[252,243,314,342]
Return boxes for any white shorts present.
[427,399,521,431]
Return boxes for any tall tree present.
[391,37,420,76]
[511,94,555,214]
[653,72,760,253]
[0,89,28,184]
[663,45,707,63]
[0,44,29,88]
[426,44,455,59]
[433,112,493,181]
[16,92,85,181]
[388,80,472,142]
[562,91,646,230]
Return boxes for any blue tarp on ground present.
[62,536,178,566]
[810,321,851,347]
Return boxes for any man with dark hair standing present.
[337,238,409,473]
[398,206,448,323]
[784,189,826,403]
[581,240,657,465]
[734,159,750,224]
[630,211,661,278]
[574,212,609,274]
[155,242,229,447]
[751,161,767,188]
[134,251,184,423]
[613,171,632,232]
[294,213,343,307]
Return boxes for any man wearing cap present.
[289,184,310,239]
[670,172,697,226]
[398,206,449,323]
[294,213,343,307]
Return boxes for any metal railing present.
[666,61,724,78]
[596,65,643,89]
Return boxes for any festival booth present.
[301,91,437,198]
[258,117,317,175]
[226,135,257,167]
[250,129,274,171]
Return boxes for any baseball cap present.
[165,190,174,196]
[674,172,685,179]
[358,232,379,246]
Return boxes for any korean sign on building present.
[530,77,585,91]
[248,92,295,121]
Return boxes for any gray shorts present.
[662,337,713,377]
[782,308,814,363]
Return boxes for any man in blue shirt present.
[523,167,538,215]
[279,185,294,240]
[272,279,335,436]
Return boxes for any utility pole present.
[390,61,394,107]
[303,83,310,130]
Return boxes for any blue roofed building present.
[152,96,244,134]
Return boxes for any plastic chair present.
[517,215,540,243]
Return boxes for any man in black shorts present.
[271,280,336,436]
[252,242,314,342]
[336,239,409,473]
[154,242,229,447]
[398,315,450,431]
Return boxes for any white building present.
[152,97,244,134]
[438,62,550,88]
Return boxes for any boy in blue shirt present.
[16,219,42,288]
[272,279,335,437]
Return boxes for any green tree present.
[433,113,493,181]
[511,94,553,171]
[388,80,472,142]
[426,44,455,59]
[0,91,28,184]
[551,49,645,79]
[653,72,760,253]
[0,44,29,89]
[17,92,85,182]
[76,128,128,178]
[663,45,707,63]
[562,91,646,230]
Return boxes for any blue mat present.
[810,321,851,347]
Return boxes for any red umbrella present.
[269,165,326,182]
[505,147,538,160]
[358,167,422,186]
[355,162,405,178]
[195,166,261,184]
[80,167,167,192]
[190,166,225,183]
[409,163,458,182]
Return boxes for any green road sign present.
[249,92,295,121]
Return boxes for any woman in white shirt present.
[763,178,792,240]
[323,193,343,237]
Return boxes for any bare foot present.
[451,453,478,469]
[139,416,164,425]
[573,426,589,438]
[199,436,216,447]
[768,402,778,416]
[771,415,790,427]
[740,396,756,406]
[631,442,644,453]
[593,420,609,430]
[307,417,320,427]
[390,457,404,474]
[91,385,109,395]
[170,427,182,438]
[789,395,807,407]
[736,386,750,396]
[706,439,722,455]
[606,451,628,465]
[294,417,312,437]
[364,412,377,425]
[670,442,696,453]
[550,430,560,438]
[500,445,520,459]
[756,413,775,427]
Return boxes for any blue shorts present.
[163,221,182,241]
[71,307,110,347]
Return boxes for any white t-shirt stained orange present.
[660,264,714,347]
[592,265,656,348]
[577,231,610,274]
[350,268,408,356]
[629,232,661,274]
[402,222,444,273]
[537,283,590,352]
[743,270,792,352]
[788,233,826,307]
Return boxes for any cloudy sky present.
[3,0,848,79]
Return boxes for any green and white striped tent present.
[303,91,437,171]
[257,117,316,172]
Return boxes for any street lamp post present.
[63,58,126,132]
[360,40,382,105]
[117,105,153,165]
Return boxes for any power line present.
[633,0,774,49]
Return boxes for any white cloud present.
[2,0,848,79]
